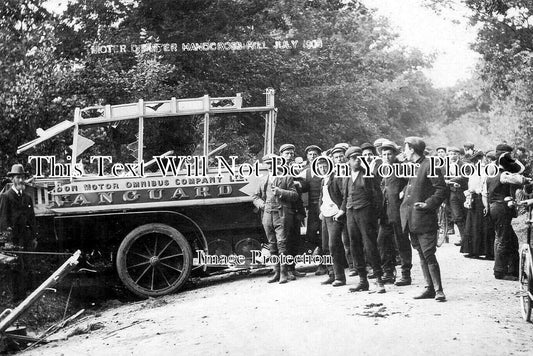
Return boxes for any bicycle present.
[519,197,533,321]
[437,202,449,247]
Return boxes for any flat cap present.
[447,146,460,153]
[373,138,387,148]
[404,136,426,154]
[334,143,350,150]
[330,146,346,155]
[495,143,513,153]
[262,153,278,163]
[361,142,376,152]
[305,145,322,154]
[380,140,399,154]
[345,146,362,159]
[279,144,295,154]
[464,142,474,149]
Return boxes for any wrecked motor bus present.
[16,89,277,298]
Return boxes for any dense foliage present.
[0,0,441,168]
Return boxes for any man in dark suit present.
[485,144,531,280]
[0,164,37,302]
[400,137,447,301]
[378,141,412,286]
[343,146,385,293]
[253,154,299,284]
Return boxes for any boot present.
[414,255,434,299]
[289,264,306,277]
[349,276,369,292]
[375,277,386,294]
[381,271,396,285]
[322,266,335,284]
[315,264,327,276]
[292,269,307,277]
[428,263,446,302]
[395,270,412,286]
[267,264,280,283]
[413,286,436,299]
[279,264,288,284]
[348,269,358,277]
[320,273,335,285]
[287,265,296,281]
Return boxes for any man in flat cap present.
[331,145,356,276]
[483,144,532,280]
[0,164,37,302]
[253,154,299,284]
[297,145,324,276]
[343,146,385,293]
[279,144,307,279]
[446,146,468,246]
[400,137,447,301]
[378,141,412,286]
[436,146,447,159]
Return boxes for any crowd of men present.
[253,138,533,302]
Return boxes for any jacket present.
[400,156,446,234]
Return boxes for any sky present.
[45,0,478,88]
[362,0,480,87]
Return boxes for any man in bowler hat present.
[0,164,37,302]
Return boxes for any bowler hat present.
[495,143,513,154]
[345,146,362,159]
[305,145,322,154]
[464,142,474,149]
[7,164,28,177]
[279,144,295,154]
[436,145,446,152]
[404,137,426,154]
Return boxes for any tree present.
[1,0,443,169]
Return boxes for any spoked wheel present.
[116,223,192,298]
[437,205,448,247]
[519,246,532,322]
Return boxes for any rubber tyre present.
[116,223,192,298]
[519,247,532,322]
[437,205,448,247]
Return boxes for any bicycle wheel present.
[437,205,448,247]
[519,246,532,322]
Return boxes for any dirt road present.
[23,240,533,356]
